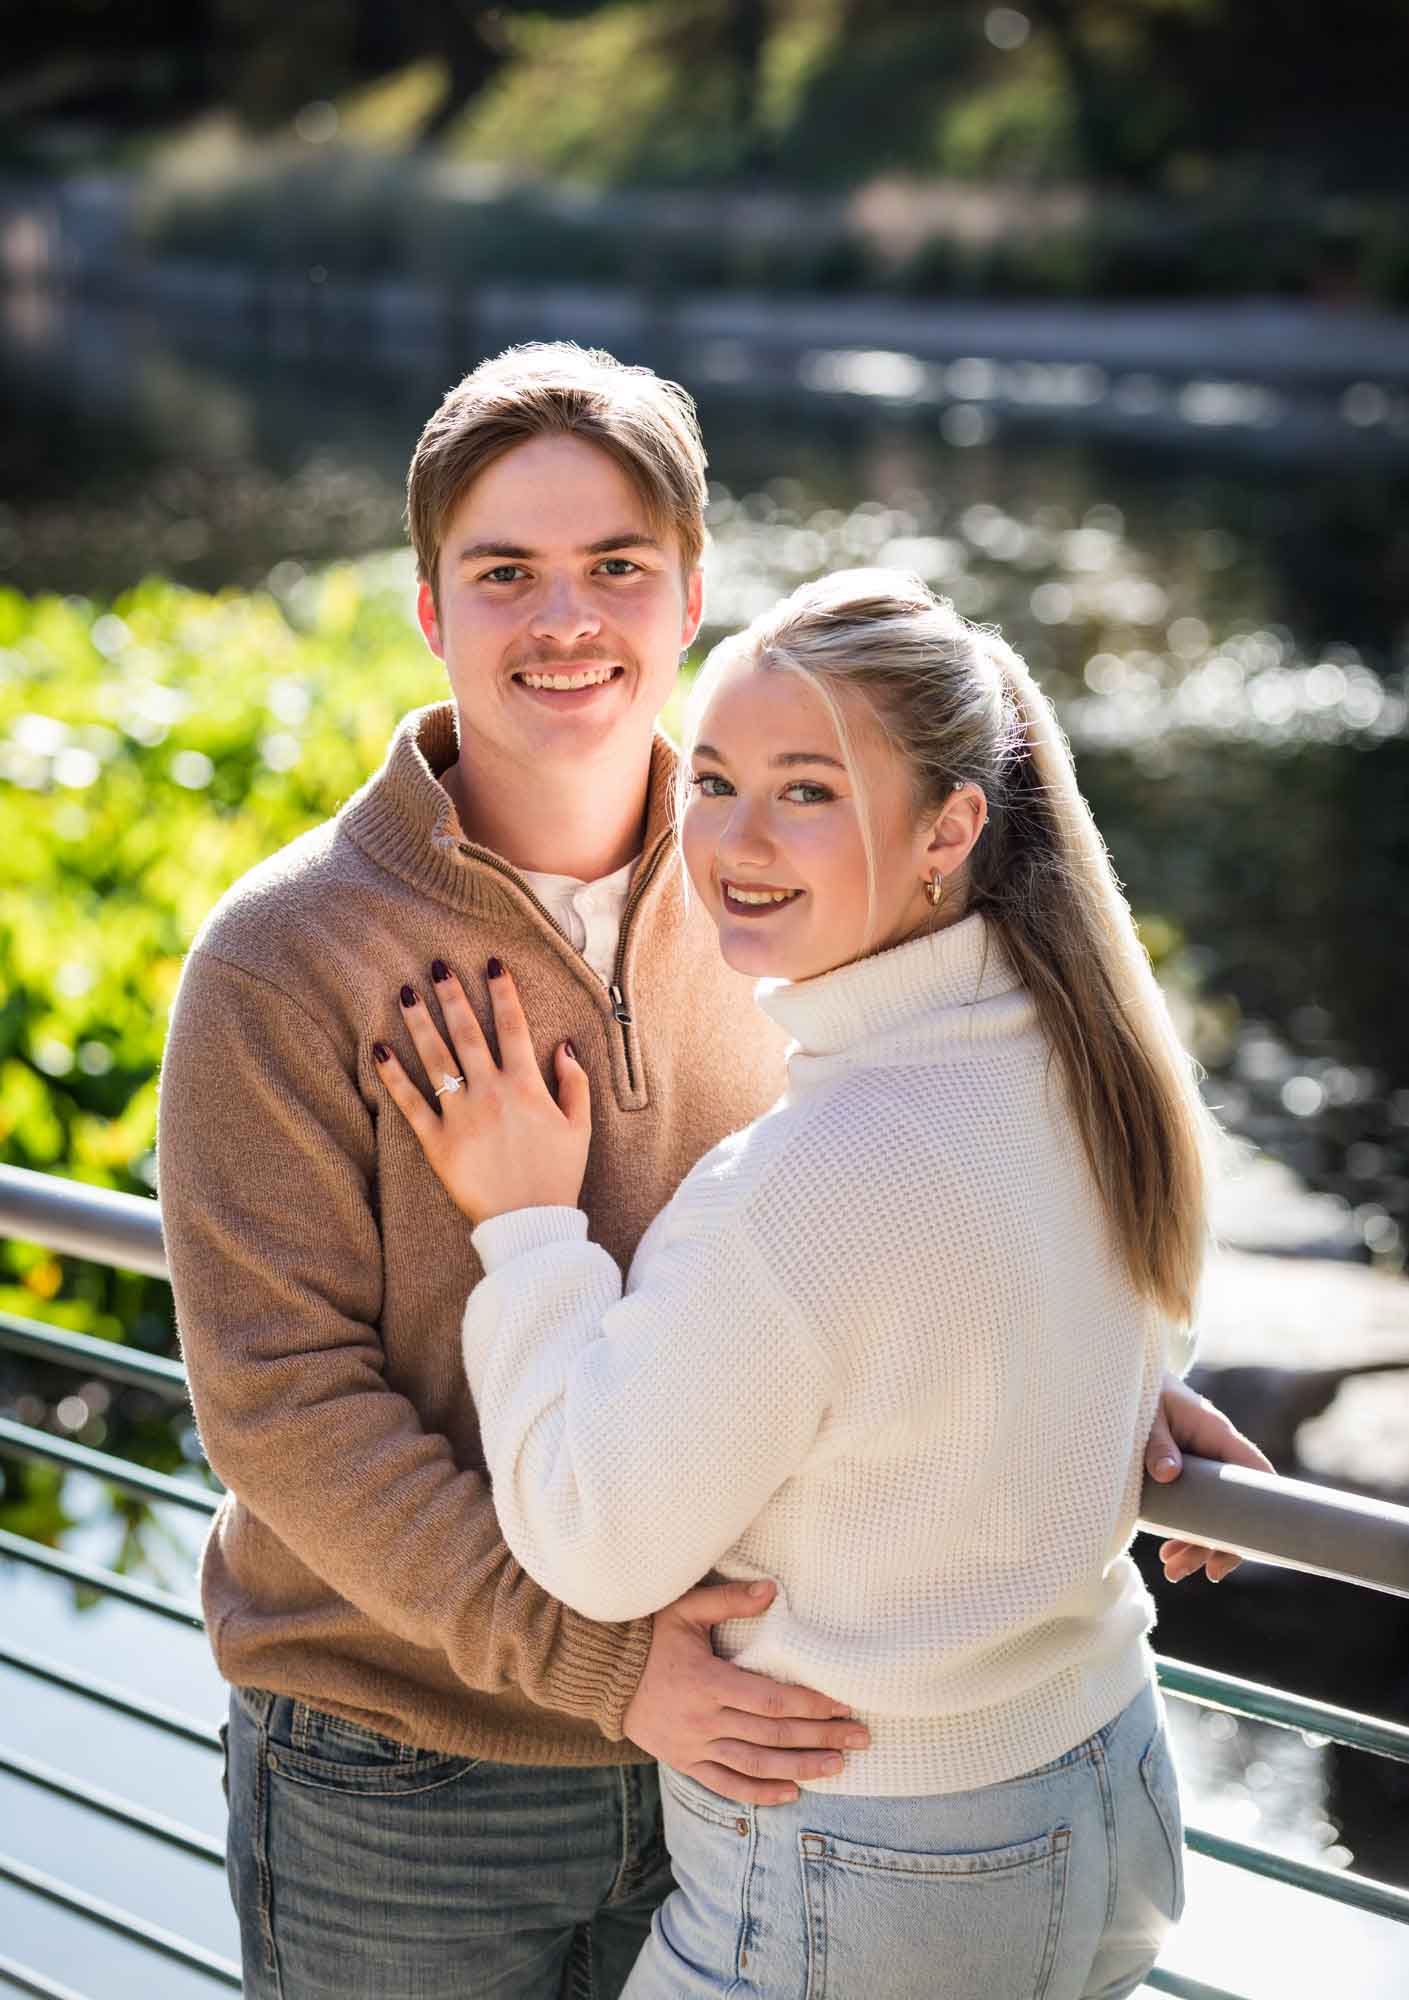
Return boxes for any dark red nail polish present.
[431,958,450,984]
[564,1039,577,1061]
[400,984,418,1008]
[373,1042,391,1063]
[487,956,503,980]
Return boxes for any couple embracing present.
[158,342,1268,1999]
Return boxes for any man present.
[158,342,1262,1999]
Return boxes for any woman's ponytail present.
[968,638,1215,1325]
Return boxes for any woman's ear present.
[922,783,988,878]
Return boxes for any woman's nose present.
[718,797,776,866]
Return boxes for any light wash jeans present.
[223,1684,674,1999]
[623,1680,1184,2000]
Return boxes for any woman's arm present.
[375,957,832,1621]
[462,1203,831,1622]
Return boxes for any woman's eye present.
[782,782,832,804]
[690,773,732,797]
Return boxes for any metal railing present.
[2,1160,1408,2000]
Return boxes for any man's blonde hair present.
[406,342,708,606]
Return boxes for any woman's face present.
[681,658,954,984]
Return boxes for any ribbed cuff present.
[552,1606,655,1742]
[471,1206,589,1271]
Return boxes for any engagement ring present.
[434,1074,466,1097]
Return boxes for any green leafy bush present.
[0,561,443,1351]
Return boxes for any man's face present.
[417,434,703,781]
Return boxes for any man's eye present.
[691,773,732,797]
[481,565,526,584]
[597,559,641,577]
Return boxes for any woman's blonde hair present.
[680,568,1215,1325]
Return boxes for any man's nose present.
[529,575,601,647]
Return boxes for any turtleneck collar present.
[755,911,1032,1069]
[338,701,680,918]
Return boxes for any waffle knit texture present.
[156,701,787,1764]
[465,912,1194,1796]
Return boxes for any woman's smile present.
[719,879,806,916]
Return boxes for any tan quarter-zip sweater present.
[156,701,788,1765]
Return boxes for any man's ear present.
[416,579,444,659]
[681,568,705,653]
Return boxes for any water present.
[3,288,1408,1994]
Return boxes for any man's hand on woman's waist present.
[623,1577,870,1806]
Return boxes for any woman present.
[376,571,1211,1998]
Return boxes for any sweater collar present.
[755,912,1028,1062]
[339,701,679,917]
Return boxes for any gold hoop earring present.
[925,871,944,909]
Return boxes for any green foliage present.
[0,562,443,1361]
[18,0,1409,216]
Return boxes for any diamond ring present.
[434,1073,466,1098]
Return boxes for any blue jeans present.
[224,1685,674,1999]
[622,1681,1184,2000]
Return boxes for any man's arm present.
[159,946,865,1794]
[158,946,650,1732]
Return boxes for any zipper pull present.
[608,983,634,1026]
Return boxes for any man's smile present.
[511,663,626,701]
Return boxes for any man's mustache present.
[507,644,627,672]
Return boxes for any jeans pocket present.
[659,1762,752,1833]
[1139,1727,1187,1922]
[799,1822,1070,2000]
[264,1697,480,1797]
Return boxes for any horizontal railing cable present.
[1157,1656,1409,1765]
[0,1309,187,1398]
[1146,1971,1251,2000]
[0,1640,221,1751]
[0,1165,166,1280]
[0,1417,221,1517]
[0,1853,239,1988]
[1183,1820,1409,1925]
[1139,1457,1409,1600]
[0,1746,224,1864]
[0,1951,92,2000]
[0,1529,203,1629]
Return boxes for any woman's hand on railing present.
[1145,1370,1275,1583]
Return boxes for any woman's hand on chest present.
[373,957,592,1226]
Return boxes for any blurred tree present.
[4,0,1409,196]
[408,3,514,145]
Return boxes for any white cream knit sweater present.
[464,912,1188,1795]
